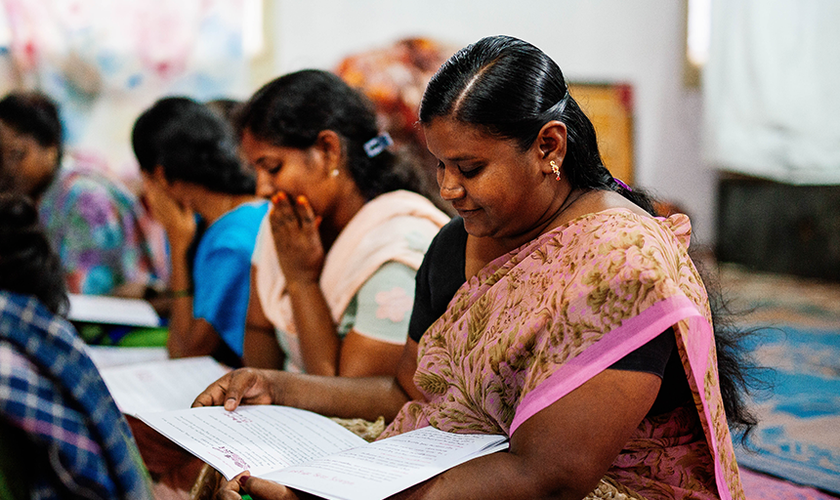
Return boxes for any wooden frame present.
[568,82,635,185]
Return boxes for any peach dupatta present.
[252,190,449,373]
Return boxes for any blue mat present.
[734,326,840,494]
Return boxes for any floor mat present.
[735,325,840,494]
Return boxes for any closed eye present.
[458,163,484,178]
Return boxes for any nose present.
[437,166,465,202]
[255,168,275,199]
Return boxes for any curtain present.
[703,0,840,184]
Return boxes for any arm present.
[242,265,286,369]
[142,181,218,358]
[268,193,341,375]
[194,338,421,421]
[395,368,661,500]
[338,261,418,377]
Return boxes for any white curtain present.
[703,0,840,184]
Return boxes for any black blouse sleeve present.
[408,217,468,343]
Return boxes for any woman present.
[196,36,755,500]
[132,97,268,364]
[237,70,449,376]
[0,192,153,500]
[0,91,168,297]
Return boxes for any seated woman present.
[237,70,449,376]
[0,91,168,298]
[132,97,268,365]
[0,192,152,499]
[196,36,756,500]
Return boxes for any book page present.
[85,345,169,369]
[265,425,508,500]
[100,356,229,414]
[136,406,368,480]
[68,293,161,327]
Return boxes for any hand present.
[269,192,324,286]
[143,179,196,254]
[216,473,302,500]
[192,368,284,411]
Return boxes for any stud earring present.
[550,160,561,181]
[330,169,339,177]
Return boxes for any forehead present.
[423,118,514,159]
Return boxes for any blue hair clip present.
[363,133,394,158]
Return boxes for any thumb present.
[241,475,298,499]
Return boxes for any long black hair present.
[132,97,254,195]
[236,69,424,201]
[420,35,758,439]
[0,192,68,316]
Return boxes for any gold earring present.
[550,160,561,181]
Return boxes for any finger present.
[215,472,246,500]
[192,369,260,410]
[295,195,318,227]
[270,191,299,225]
[241,475,299,499]
[192,372,233,408]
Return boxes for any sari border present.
[510,295,705,434]
[509,294,732,499]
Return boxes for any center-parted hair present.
[132,97,254,195]
[419,35,656,214]
[235,69,423,200]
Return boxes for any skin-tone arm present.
[266,192,403,377]
[143,177,221,358]
[194,338,421,418]
[242,265,286,369]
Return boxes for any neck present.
[465,186,590,277]
[320,183,368,252]
[194,191,256,225]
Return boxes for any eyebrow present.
[444,154,480,163]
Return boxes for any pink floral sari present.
[381,209,744,500]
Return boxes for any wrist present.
[167,288,193,299]
[284,278,321,295]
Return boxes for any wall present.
[268,0,714,244]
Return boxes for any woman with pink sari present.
[196,36,756,500]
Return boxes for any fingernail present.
[238,474,251,489]
[296,195,308,206]
[272,192,287,204]
[314,216,322,227]
[224,398,236,411]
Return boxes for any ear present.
[312,130,343,174]
[534,120,568,175]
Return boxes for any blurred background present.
[0,0,838,271]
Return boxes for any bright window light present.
[687,0,711,66]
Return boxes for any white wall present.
[268,0,715,244]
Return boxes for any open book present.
[136,405,508,500]
[68,293,161,327]
[99,356,229,414]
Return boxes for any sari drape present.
[382,209,743,500]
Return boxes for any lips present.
[455,207,481,218]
